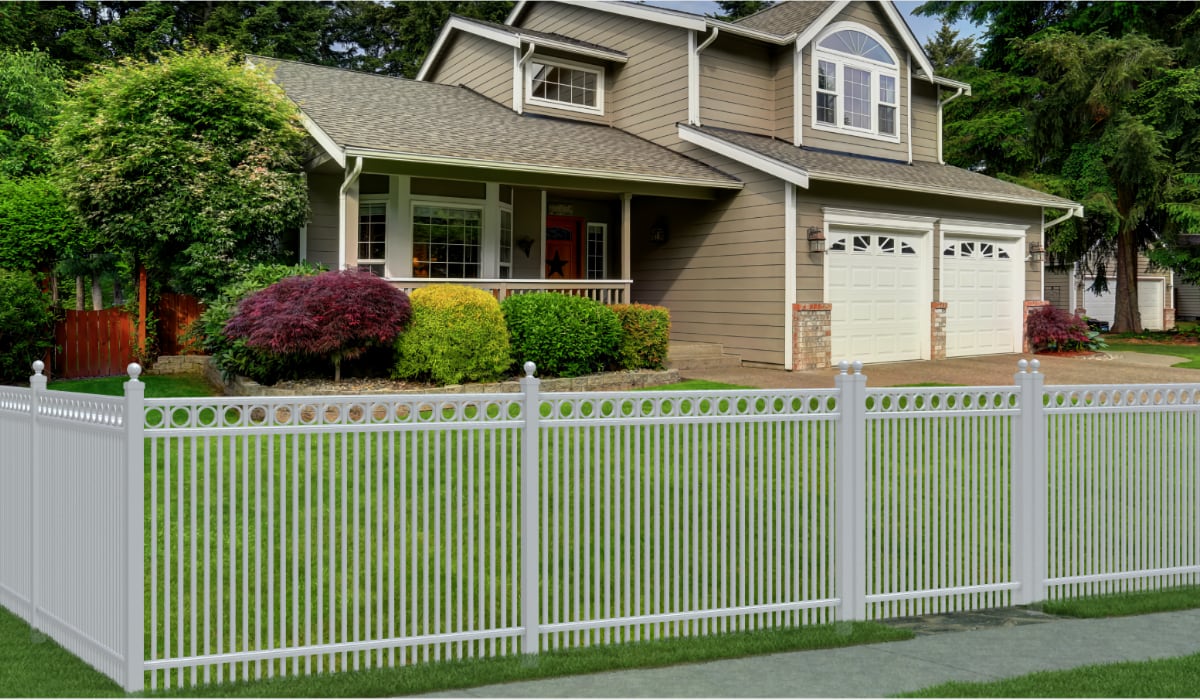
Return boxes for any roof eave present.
[678,123,810,188]
[809,170,1079,209]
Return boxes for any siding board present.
[429,33,513,107]
[306,174,340,270]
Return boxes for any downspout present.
[689,27,718,125]
[936,85,965,165]
[516,43,535,114]
[337,155,363,271]
[1041,205,1084,305]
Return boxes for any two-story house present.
[261,0,1082,370]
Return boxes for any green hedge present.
[501,293,621,378]
[0,269,54,384]
[610,303,670,370]
[394,285,511,385]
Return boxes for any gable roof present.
[417,14,627,81]
[255,57,741,191]
[680,124,1080,210]
[735,1,834,34]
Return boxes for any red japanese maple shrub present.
[225,270,411,380]
[1025,305,1091,352]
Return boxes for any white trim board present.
[678,124,809,188]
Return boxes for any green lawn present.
[1042,585,1200,619]
[900,652,1200,697]
[50,374,220,397]
[1103,341,1200,369]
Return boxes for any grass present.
[50,374,220,397]
[1103,341,1200,369]
[899,652,1200,697]
[1041,585,1200,619]
[0,603,124,697]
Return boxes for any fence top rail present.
[537,388,841,424]
[1043,383,1200,413]
[864,386,1020,415]
[144,392,526,431]
[39,391,124,427]
[0,386,32,413]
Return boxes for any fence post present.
[29,360,46,630]
[123,364,145,693]
[834,360,867,621]
[1012,359,1047,605]
[519,361,540,655]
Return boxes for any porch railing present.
[387,278,632,305]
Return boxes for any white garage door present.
[1081,277,1165,330]
[942,237,1021,356]
[828,232,925,364]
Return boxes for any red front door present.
[545,215,584,279]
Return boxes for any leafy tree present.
[0,49,65,177]
[0,175,90,274]
[709,1,775,21]
[924,20,978,70]
[53,47,308,299]
[0,269,55,385]
[225,270,411,381]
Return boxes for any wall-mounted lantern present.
[1028,242,1046,263]
[649,220,669,245]
[807,226,826,253]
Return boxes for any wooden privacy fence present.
[1,359,1198,693]
[52,294,205,378]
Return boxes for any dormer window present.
[812,24,900,142]
[525,56,604,115]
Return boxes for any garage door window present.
[944,241,1013,260]
[831,234,917,255]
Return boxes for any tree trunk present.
[50,274,59,308]
[1111,192,1142,333]
[75,276,84,311]
[113,276,124,306]
[91,275,103,310]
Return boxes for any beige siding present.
[799,3,910,161]
[306,174,340,270]
[429,33,513,107]
[910,80,939,163]
[512,187,543,279]
[633,145,786,367]
[773,48,794,141]
[698,35,773,135]
[519,3,689,146]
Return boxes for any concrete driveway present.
[683,351,1199,389]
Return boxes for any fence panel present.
[862,386,1021,619]
[141,392,526,690]
[537,389,841,647]
[54,308,134,378]
[156,293,205,356]
[0,384,33,618]
[1043,384,1200,598]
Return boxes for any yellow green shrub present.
[393,284,511,385]
[610,303,671,370]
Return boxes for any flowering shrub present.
[394,285,511,385]
[225,270,411,381]
[1026,305,1101,352]
[501,292,621,378]
[610,303,670,370]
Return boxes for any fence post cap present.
[1018,359,1029,373]
[127,363,142,381]
[32,360,44,374]
[838,360,849,374]
[852,360,863,375]
[1030,359,1040,374]
[523,361,536,378]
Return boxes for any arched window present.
[812,23,900,140]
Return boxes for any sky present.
[641,1,981,45]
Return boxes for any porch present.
[392,277,631,305]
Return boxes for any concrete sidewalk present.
[422,608,1200,697]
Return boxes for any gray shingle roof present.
[735,1,833,35]
[690,125,1079,208]
[256,58,740,189]
[450,15,627,60]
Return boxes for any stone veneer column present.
[1022,300,1051,353]
[931,302,947,360]
[792,303,832,371]
[1164,307,1176,330]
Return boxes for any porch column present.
[337,155,363,270]
[621,193,632,302]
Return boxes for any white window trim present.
[810,22,902,144]
[410,198,487,280]
[358,194,389,275]
[585,222,608,279]
[524,54,604,116]
[499,203,514,278]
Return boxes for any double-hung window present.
[412,204,483,279]
[526,56,603,115]
[812,25,900,141]
[358,198,387,276]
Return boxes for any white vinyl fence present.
[0,359,1198,692]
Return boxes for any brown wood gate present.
[51,293,205,378]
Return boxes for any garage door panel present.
[829,232,925,364]
[943,236,1021,357]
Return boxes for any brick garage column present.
[1022,300,1051,353]
[792,303,832,371]
[931,302,947,360]
[1165,307,1176,330]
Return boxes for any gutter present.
[1044,204,1085,230]
[337,155,363,270]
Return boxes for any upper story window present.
[526,56,604,115]
[812,24,900,142]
